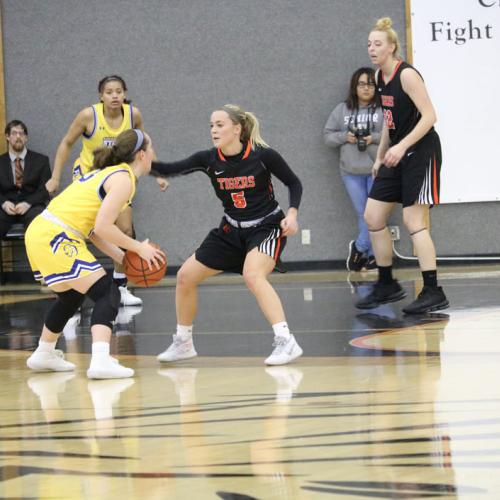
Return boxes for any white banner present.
[410,0,500,203]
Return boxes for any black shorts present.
[195,211,286,274]
[369,131,442,207]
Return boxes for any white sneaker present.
[265,335,303,366]
[115,305,143,325]
[62,312,81,340]
[27,350,76,372]
[119,286,143,306]
[157,335,197,362]
[87,356,134,379]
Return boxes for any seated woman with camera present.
[323,67,383,271]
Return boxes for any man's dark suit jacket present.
[0,150,51,207]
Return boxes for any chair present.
[0,223,26,284]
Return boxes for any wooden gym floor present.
[1,265,500,499]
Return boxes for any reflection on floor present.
[1,266,500,498]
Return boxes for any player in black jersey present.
[152,104,303,365]
[356,17,448,314]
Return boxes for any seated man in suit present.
[0,120,51,238]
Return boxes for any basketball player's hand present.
[2,201,16,215]
[156,177,169,191]
[45,178,60,194]
[280,211,298,237]
[138,239,166,270]
[383,144,406,167]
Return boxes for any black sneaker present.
[402,286,449,315]
[363,255,377,271]
[347,241,367,271]
[355,280,407,309]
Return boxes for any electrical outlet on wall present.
[301,229,311,245]
[388,226,400,241]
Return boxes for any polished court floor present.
[2,266,500,499]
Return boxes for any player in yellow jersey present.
[45,75,166,307]
[27,129,164,379]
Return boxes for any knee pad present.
[87,275,120,329]
[45,289,85,333]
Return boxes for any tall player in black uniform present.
[152,104,303,365]
[356,17,448,314]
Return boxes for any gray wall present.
[2,0,497,267]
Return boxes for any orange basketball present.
[123,245,167,287]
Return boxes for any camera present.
[349,124,369,152]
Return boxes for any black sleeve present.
[261,148,302,209]
[151,150,211,178]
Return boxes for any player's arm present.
[46,108,93,194]
[89,231,124,265]
[133,107,169,190]
[373,124,390,175]
[151,151,210,177]
[132,107,144,131]
[94,172,165,268]
[262,149,302,236]
[384,68,437,167]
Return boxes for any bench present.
[0,223,26,285]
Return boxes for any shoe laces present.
[272,336,290,353]
[172,335,189,347]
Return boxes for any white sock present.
[113,271,126,280]
[272,321,291,339]
[176,324,193,341]
[91,342,110,362]
[36,340,57,353]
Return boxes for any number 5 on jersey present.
[231,191,247,209]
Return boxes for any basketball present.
[123,245,167,287]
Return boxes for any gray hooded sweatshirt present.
[323,102,383,175]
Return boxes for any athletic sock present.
[422,270,438,288]
[113,271,127,288]
[176,324,193,341]
[91,341,110,362]
[36,340,57,353]
[272,321,291,339]
[378,265,393,285]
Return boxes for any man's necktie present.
[14,158,23,188]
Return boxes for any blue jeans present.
[342,173,374,255]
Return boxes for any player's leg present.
[157,254,221,362]
[401,203,448,314]
[114,206,142,306]
[243,243,302,366]
[356,198,406,309]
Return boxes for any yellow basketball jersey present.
[48,163,136,237]
[73,103,134,177]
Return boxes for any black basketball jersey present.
[376,61,434,146]
[152,143,302,221]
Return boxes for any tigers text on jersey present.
[376,61,434,146]
[152,143,302,222]
[74,103,134,177]
[48,163,136,238]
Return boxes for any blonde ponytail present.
[221,104,269,149]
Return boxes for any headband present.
[132,129,145,154]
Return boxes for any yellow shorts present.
[25,216,102,287]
